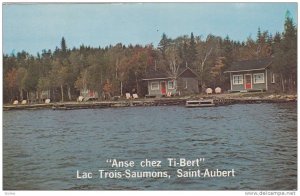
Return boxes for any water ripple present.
[3,103,297,190]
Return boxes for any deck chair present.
[132,94,138,99]
[126,93,131,99]
[206,88,213,95]
[215,87,222,94]
[77,96,84,102]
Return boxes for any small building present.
[224,58,279,92]
[142,67,199,97]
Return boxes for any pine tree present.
[61,37,67,53]
[273,32,281,43]
[188,32,197,67]
[273,10,297,92]
[182,41,189,65]
[257,27,262,43]
[223,35,233,66]
[158,33,170,59]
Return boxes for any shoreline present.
[3,93,297,111]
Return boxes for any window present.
[168,80,175,89]
[253,73,264,84]
[185,80,188,89]
[151,82,159,90]
[233,75,243,85]
[271,73,276,83]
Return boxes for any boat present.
[186,99,215,107]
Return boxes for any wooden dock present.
[3,103,53,111]
[3,97,296,111]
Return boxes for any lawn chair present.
[132,94,138,99]
[215,87,222,94]
[206,88,213,95]
[126,93,131,99]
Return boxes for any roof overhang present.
[142,77,175,81]
[224,68,267,73]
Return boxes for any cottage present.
[224,58,279,92]
[142,67,199,97]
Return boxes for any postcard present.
[2,2,297,195]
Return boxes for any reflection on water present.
[3,103,297,190]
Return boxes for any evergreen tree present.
[273,32,281,43]
[273,10,297,92]
[158,33,170,59]
[61,37,67,53]
[188,32,197,67]
[256,27,262,43]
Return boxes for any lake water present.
[3,103,297,190]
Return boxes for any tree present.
[103,79,113,100]
[195,35,216,92]
[61,37,67,53]
[273,10,297,92]
[5,68,18,101]
[210,57,226,88]
[37,76,51,100]
[158,33,171,60]
[16,67,28,100]
[49,61,69,102]
[165,44,181,77]
[74,69,88,92]
[188,32,197,67]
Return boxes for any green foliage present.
[61,37,67,53]
[158,33,171,59]
[273,11,297,92]
[188,32,197,66]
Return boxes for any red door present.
[245,74,252,89]
[161,82,166,95]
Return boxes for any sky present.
[3,2,298,56]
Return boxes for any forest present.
[3,12,297,103]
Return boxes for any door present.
[244,74,252,89]
[161,81,166,95]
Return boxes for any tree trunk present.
[200,71,204,94]
[135,75,139,95]
[52,88,55,101]
[60,85,64,102]
[10,88,13,102]
[120,81,123,96]
[20,88,23,100]
[280,74,285,92]
[38,91,41,103]
[67,85,71,100]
